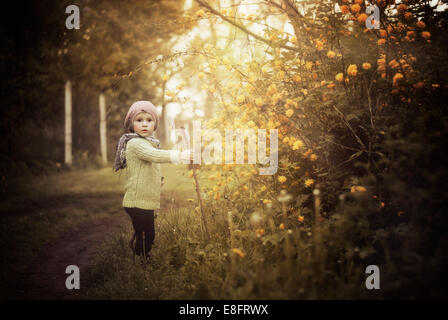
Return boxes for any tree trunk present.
[99,93,107,165]
[158,81,167,146]
[65,80,72,166]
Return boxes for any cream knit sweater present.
[122,137,184,210]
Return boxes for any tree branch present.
[332,105,368,153]
[194,0,300,52]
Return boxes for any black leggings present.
[125,207,155,258]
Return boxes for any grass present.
[83,205,237,299]
[81,200,369,300]
[80,163,391,300]
[0,162,200,299]
[0,163,380,299]
[0,166,124,298]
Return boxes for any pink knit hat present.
[124,101,160,133]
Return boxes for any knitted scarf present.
[113,133,160,172]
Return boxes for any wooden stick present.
[191,163,210,240]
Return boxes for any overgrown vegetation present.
[85,0,448,299]
[1,0,447,299]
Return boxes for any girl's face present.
[133,112,155,138]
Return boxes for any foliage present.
[2,0,448,299]
[167,0,448,298]
[0,0,196,180]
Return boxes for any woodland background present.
[1,0,448,299]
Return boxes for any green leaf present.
[296,194,309,206]
[349,150,363,160]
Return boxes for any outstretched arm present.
[127,138,192,164]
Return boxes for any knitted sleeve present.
[127,138,181,163]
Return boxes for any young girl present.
[114,100,192,261]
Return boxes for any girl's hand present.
[180,149,195,164]
[180,150,193,164]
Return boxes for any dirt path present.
[15,213,131,300]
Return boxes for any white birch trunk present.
[65,80,72,165]
[99,93,107,165]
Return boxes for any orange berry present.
[397,4,408,13]
[421,31,431,39]
[362,63,371,70]
[416,20,426,29]
[335,73,344,82]
[351,4,361,14]
[413,81,424,89]
[357,13,368,24]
